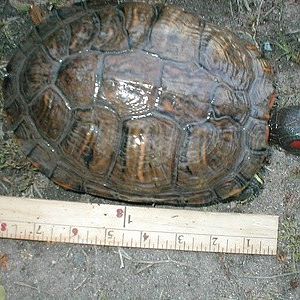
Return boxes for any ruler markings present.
[50,227,53,241]
[0,219,277,240]
[33,223,36,240]
[68,226,71,243]
[259,241,262,253]
[123,206,127,228]
[139,231,142,247]
[86,230,89,244]
[0,196,278,255]
[104,228,107,244]
[121,232,124,247]
[0,220,278,242]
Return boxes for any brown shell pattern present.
[3,2,274,205]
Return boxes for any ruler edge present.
[0,235,277,256]
[0,195,280,219]
[0,196,279,255]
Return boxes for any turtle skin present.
[3,2,275,205]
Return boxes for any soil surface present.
[0,0,299,299]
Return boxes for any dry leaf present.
[30,4,46,25]
[0,254,9,271]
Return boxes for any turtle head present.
[270,106,300,156]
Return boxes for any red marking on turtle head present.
[268,92,277,109]
[290,140,300,150]
[266,125,270,142]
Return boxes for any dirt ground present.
[0,0,299,299]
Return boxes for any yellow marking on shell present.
[246,44,259,52]
[54,180,75,191]
[228,187,244,198]
[80,125,96,164]
[254,173,264,185]
[260,59,273,75]
[201,139,208,167]
[137,135,146,183]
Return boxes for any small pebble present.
[263,42,273,52]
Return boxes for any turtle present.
[2,2,300,206]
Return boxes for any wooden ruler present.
[0,196,279,255]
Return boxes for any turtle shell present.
[3,2,275,205]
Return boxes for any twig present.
[65,247,72,257]
[243,0,252,12]
[0,181,9,194]
[33,183,43,198]
[264,166,274,172]
[81,247,90,273]
[81,248,88,259]
[263,6,275,18]
[136,263,155,274]
[74,276,88,291]
[253,0,265,40]
[243,271,300,279]
[25,185,35,198]
[14,281,53,297]
[118,248,125,268]
[285,29,300,35]
[1,16,21,25]
[117,249,200,274]
[229,0,234,18]
[14,282,39,291]
[116,248,131,260]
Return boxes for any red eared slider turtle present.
[3,2,300,205]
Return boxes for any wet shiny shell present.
[3,2,274,205]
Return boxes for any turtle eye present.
[290,140,300,150]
